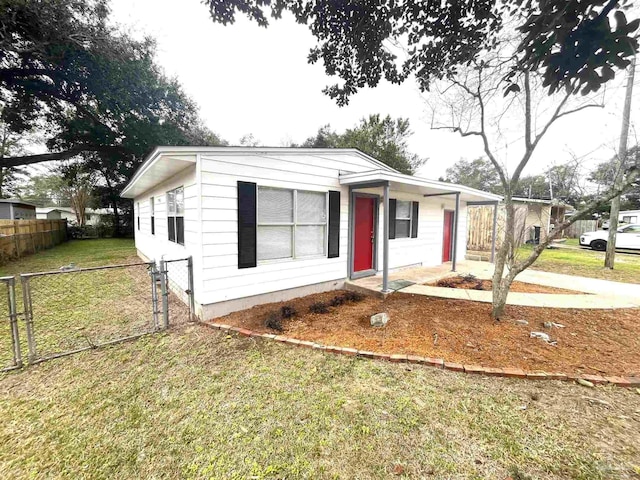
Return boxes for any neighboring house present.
[619,209,640,224]
[0,198,37,220]
[467,197,571,254]
[121,147,501,319]
[511,197,570,244]
[36,207,110,226]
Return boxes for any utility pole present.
[605,56,635,269]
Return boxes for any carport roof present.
[339,170,502,203]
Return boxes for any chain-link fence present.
[162,257,194,327]
[0,276,21,371]
[0,256,194,369]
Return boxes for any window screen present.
[395,200,412,238]
[257,187,327,261]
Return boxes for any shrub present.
[264,312,284,332]
[436,278,457,288]
[280,305,297,319]
[329,295,345,307]
[309,301,330,314]
[461,273,477,282]
[342,291,364,303]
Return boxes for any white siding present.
[131,150,474,311]
[133,166,201,295]
[357,189,467,271]
[198,152,361,303]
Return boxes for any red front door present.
[354,196,375,272]
[442,210,454,262]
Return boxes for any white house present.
[36,207,111,226]
[121,147,501,319]
[619,209,640,224]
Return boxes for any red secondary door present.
[354,196,375,272]
[442,210,454,262]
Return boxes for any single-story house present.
[121,147,501,319]
[0,198,37,220]
[36,207,111,226]
[619,209,640,224]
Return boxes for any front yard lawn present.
[2,325,639,479]
[0,238,154,367]
[520,244,640,284]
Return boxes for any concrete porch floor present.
[347,261,477,293]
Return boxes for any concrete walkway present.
[350,260,640,309]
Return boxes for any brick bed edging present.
[201,321,640,388]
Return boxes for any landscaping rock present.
[530,331,550,342]
[577,378,595,388]
[543,321,566,329]
[370,312,389,327]
[515,319,529,326]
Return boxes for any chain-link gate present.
[160,257,195,327]
[0,256,194,369]
[1,276,22,371]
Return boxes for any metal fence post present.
[5,277,22,368]
[20,275,37,363]
[150,262,160,331]
[187,256,195,321]
[159,260,169,329]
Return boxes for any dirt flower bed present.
[430,275,584,294]
[217,290,640,377]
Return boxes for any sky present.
[106,0,639,183]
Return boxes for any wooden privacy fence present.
[0,220,67,265]
[467,206,506,252]
[564,219,597,238]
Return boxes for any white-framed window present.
[395,200,412,238]
[167,187,184,245]
[150,196,155,235]
[622,215,637,224]
[257,187,327,261]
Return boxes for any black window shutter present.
[237,181,257,269]
[411,201,419,238]
[168,217,175,242]
[388,199,396,239]
[328,190,340,258]
[176,217,185,245]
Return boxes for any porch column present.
[382,182,390,292]
[451,192,460,272]
[491,201,498,263]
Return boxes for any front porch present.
[340,170,502,293]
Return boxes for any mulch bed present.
[217,290,640,377]
[429,275,584,294]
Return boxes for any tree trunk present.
[491,193,516,319]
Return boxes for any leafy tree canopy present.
[300,114,426,174]
[205,0,639,105]
[441,158,502,194]
[589,145,640,210]
[0,0,225,169]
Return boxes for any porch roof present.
[339,170,502,203]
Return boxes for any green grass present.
[0,238,138,276]
[1,239,638,478]
[0,239,154,367]
[1,327,639,479]
[519,244,640,284]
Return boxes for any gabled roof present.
[121,146,398,198]
[0,198,37,207]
